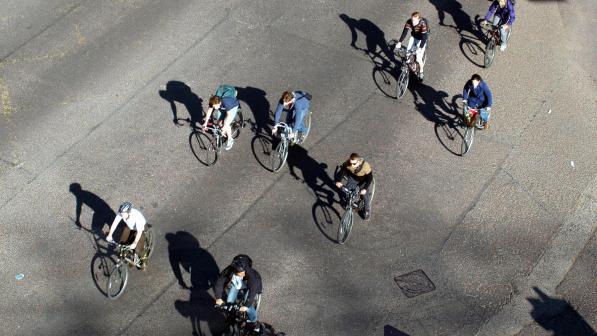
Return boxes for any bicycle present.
[388,39,426,99]
[190,108,244,166]
[337,179,376,244]
[106,224,155,299]
[461,105,490,156]
[216,293,262,336]
[483,21,512,68]
[269,113,312,172]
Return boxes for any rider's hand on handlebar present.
[239,306,249,312]
[335,181,343,188]
[395,42,402,50]
[482,20,488,26]
[106,235,114,243]
[129,242,137,250]
[215,299,224,306]
[360,189,367,195]
[272,126,277,135]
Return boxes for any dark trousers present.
[345,176,373,211]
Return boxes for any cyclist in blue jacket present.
[463,74,493,129]
[483,0,515,51]
[272,90,311,144]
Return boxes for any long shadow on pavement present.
[528,287,597,336]
[69,183,118,297]
[159,81,204,126]
[384,325,411,336]
[167,231,221,336]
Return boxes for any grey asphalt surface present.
[0,0,595,335]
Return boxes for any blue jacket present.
[485,0,515,26]
[273,91,310,126]
[463,80,493,109]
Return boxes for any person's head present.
[411,12,421,26]
[498,0,507,8]
[209,95,222,109]
[281,91,295,107]
[349,153,362,168]
[118,201,133,220]
[471,74,482,88]
[231,260,246,278]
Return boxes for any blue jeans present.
[226,286,258,322]
[492,16,509,47]
[291,109,308,134]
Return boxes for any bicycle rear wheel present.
[106,263,128,300]
[231,110,244,139]
[396,69,409,99]
[270,139,288,172]
[338,208,354,244]
[484,38,496,68]
[461,125,475,156]
[190,131,218,166]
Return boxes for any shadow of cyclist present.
[236,86,271,134]
[287,146,336,204]
[408,82,458,125]
[69,183,115,236]
[168,231,220,336]
[339,14,393,66]
[159,81,204,126]
[527,287,597,336]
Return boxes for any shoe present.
[500,44,507,52]
[225,138,234,150]
[364,210,371,221]
[296,131,305,144]
[418,73,424,82]
[483,121,490,130]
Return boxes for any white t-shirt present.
[116,208,146,232]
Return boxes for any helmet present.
[118,202,133,214]
[231,259,246,273]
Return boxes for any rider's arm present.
[419,20,429,48]
[202,107,214,126]
[106,214,122,239]
[507,1,515,25]
[362,172,373,190]
[244,269,262,307]
[131,230,143,248]
[213,273,227,300]
[336,164,349,184]
[273,101,284,125]
[398,20,411,43]
[462,81,471,102]
[483,82,493,108]
[485,1,498,22]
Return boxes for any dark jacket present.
[214,265,262,307]
[463,80,493,109]
[398,18,429,48]
[485,0,516,25]
[339,159,373,190]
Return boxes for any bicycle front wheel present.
[231,110,244,139]
[106,263,129,300]
[461,126,475,156]
[191,131,218,166]
[396,69,409,99]
[338,208,354,244]
[484,38,496,68]
[270,139,288,172]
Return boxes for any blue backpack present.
[215,84,237,98]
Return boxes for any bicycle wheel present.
[396,69,409,99]
[190,131,218,166]
[231,110,244,139]
[270,139,288,172]
[297,111,312,144]
[106,263,129,299]
[223,322,240,336]
[484,37,496,68]
[461,124,475,156]
[143,225,155,260]
[253,293,262,312]
[338,208,354,244]
[368,178,376,205]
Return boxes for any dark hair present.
[349,153,361,160]
[471,74,482,82]
[281,91,293,103]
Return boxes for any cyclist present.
[462,74,493,129]
[483,0,516,51]
[214,255,262,325]
[106,202,148,269]
[272,90,311,144]
[335,153,374,221]
[199,88,240,150]
[394,11,429,81]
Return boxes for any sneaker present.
[225,138,234,150]
[483,121,490,130]
[418,72,424,82]
[500,44,507,52]
[364,210,371,221]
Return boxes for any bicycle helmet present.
[118,202,133,214]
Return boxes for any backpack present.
[215,84,237,98]
[233,254,253,268]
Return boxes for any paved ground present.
[0,0,595,335]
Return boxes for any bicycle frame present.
[341,186,362,210]
[114,244,139,268]
[273,122,294,143]
[395,47,418,74]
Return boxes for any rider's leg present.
[406,36,416,52]
[492,16,507,50]
[292,108,307,139]
[416,43,426,77]
[222,106,239,149]
[119,226,133,244]
[245,306,258,322]
[226,285,240,304]
[480,107,491,127]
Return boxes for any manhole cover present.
[394,269,435,298]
